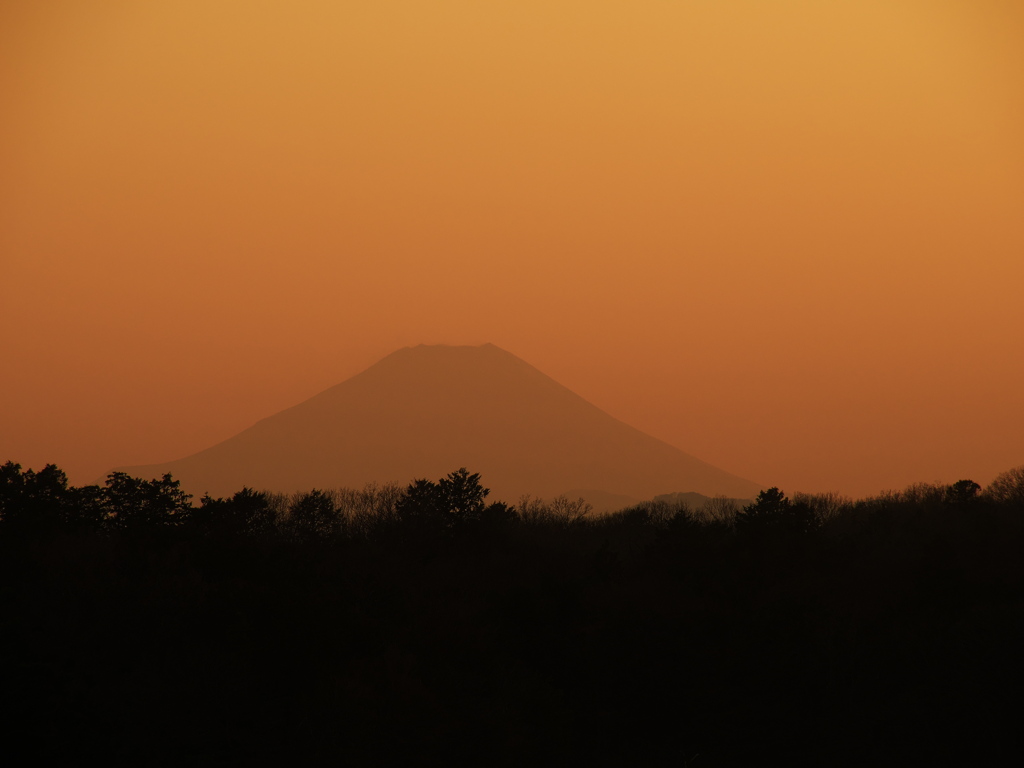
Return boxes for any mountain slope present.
[116,344,762,502]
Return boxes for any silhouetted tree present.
[335,482,403,537]
[0,461,106,536]
[478,500,517,525]
[735,487,818,535]
[285,489,340,540]
[699,495,739,526]
[198,487,278,538]
[397,468,492,529]
[944,479,981,506]
[791,491,851,526]
[517,494,592,527]
[985,466,1024,506]
[550,494,593,525]
[397,477,445,529]
[102,471,192,532]
[0,461,67,535]
[437,467,490,523]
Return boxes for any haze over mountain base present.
[117,344,762,503]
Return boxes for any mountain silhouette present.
[116,344,762,503]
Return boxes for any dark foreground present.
[2,464,1023,766]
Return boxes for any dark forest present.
[3,462,1023,766]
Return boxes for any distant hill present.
[116,344,762,502]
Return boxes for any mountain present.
[115,344,762,503]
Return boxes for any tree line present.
[3,459,1024,542]
[2,459,1024,766]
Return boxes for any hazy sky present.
[3,1,1023,498]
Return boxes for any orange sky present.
[2,0,1023,498]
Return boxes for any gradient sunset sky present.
[2,1,1022,498]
